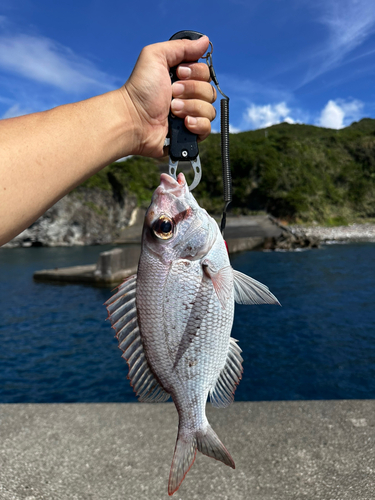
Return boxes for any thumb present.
[155,36,210,69]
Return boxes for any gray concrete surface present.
[1,401,374,500]
[33,263,138,286]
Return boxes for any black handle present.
[168,30,204,162]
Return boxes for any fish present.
[105,172,279,495]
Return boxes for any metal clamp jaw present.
[164,138,202,191]
[166,30,204,191]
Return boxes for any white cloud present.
[1,103,31,119]
[321,0,375,52]
[244,102,297,129]
[302,0,375,85]
[0,34,116,93]
[229,124,241,133]
[240,98,365,131]
[284,116,295,125]
[317,99,364,129]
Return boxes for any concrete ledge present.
[0,401,374,499]
[226,236,264,253]
[33,264,138,286]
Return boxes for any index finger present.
[176,62,211,82]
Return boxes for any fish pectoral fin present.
[105,274,170,403]
[202,261,233,309]
[210,337,243,408]
[233,269,280,305]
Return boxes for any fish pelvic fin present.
[196,424,235,469]
[168,430,197,496]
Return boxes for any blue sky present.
[1,0,375,132]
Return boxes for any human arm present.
[0,36,216,246]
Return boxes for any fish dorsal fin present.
[233,269,280,305]
[203,262,233,309]
[105,274,170,403]
[210,338,243,408]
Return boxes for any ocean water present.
[0,243,374,403]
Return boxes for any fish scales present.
[106,172,280,496]
[163,260,233,429]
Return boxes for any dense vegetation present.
[83,118,375,224]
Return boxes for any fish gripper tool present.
[165,30,204,192]
[166,30,232,237]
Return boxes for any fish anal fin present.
[106,275,170,403]
[233,269,280,305]
[210,337,243,408]
[196,424,235,469]
[203,262,233,309]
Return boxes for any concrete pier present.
[33,216,286,285]
[33,246,140,286]
[0,400,374,499]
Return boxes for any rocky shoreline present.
[3,187,137,248]
[4,191,375,251]
[291,223,375,243]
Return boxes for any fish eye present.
[152,216,174,240]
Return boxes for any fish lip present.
[158,173,187,197]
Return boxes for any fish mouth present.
[158,173,187,197]
[146,173,189,230]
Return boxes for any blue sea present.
[0,242,374,403]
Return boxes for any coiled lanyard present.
[202,43,232,237]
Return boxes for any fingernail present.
[171,99,184,112]
[187,116,197,125]
[172,82,184,96]
[177,65,191,79]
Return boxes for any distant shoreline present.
[292,223,375,243]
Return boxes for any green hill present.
[83,118,375,225]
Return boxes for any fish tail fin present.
[168,430,197,496]
[196,424,235,469]
[168,424,235,496]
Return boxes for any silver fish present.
[106,172,279,495]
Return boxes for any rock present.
[263,220,320,251]
[295,223,375,242]
[4,187,137,248]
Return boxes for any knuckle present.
[189,80,198,95]
[191,62,210,81]
[197,62,210,77]
[140,45,153,58]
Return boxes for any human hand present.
[121,36,216,158]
